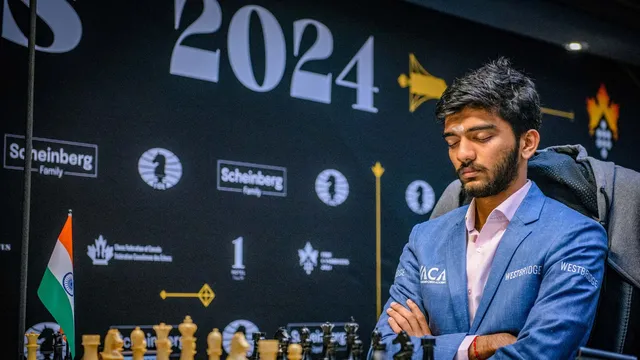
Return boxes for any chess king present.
[373,58,607,359]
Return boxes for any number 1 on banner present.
[232,237,245,269]
[335,36,379,113]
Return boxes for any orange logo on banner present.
[587,84,619,140]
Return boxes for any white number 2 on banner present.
[171,0,378,113]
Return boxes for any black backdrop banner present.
[2,0,639,358]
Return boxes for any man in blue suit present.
[374,58,608,360]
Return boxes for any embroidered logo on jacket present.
[420,265,446,284]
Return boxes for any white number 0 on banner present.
[170,0,378,113]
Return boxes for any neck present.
[474,176,527,230]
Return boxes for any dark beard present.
[458,144,520,199]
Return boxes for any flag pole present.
[18,0,38,357]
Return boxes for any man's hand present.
[468,333,517,360]
[386,299,432,337]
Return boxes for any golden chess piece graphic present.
[131,327,147,360]
[179,315,197,360]
[397,53,447,113]
[207,328,223,360]
[81,334,100,360]
[101,329,124,360]
[154,322,174,360]
[228,332,250,360]
[26,332,39,360]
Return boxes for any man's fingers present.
[387,317,402,334]
[406,299,431,335]
[389,302,420,335]
[387,308,414,335]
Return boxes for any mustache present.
[457,162,487,176]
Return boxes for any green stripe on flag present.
[37,268,75,357]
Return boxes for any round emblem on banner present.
[315,169,349,206]
[405,180,435,215]
[24,322,66,358]
[223,319,259,356]
[138,148,183,190]
[62,272,74,296]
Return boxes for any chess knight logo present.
[315,169,349,207]
[298,242,319,275]
[87,235,114,265]
[587,84,620,159]
[398,53,447,113]
[24,322,66,359]
[405,180,436,215]
[138,148,183,190]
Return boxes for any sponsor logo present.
[217,160,286,198]
[397,53,447,113]
[504,265,543,281]
[298,242,350,275]
[0,243,11,251]
[287,322,347,355]
[420,265,446,284]
[87,235,173,266]
[406,180,435,215]
[315,169,349,206]
[62,272,74,296]
[587,84,619,159]
[223,320,260,356]
[138,148,182,190]
[4,134,98,178]
[107,324,180,358]
[560,262,598,288]
[24,322,66,359]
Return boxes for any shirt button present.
[468,289,472,295]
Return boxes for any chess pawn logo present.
[131,327,147,360]
[154,323,174,360]
[179,315,198,360]
[229,332,250,360]
[81,335,100,360]
[101,329,124,360]
[26,332,39,360]
[207,328,222,360]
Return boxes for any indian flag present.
[37,212,75,357]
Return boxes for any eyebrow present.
[442,124,497,138]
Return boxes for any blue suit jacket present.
[373,182,608,359]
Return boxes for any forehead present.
[443,108,507,132]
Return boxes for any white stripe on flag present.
[47,241,74,313]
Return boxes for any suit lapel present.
[469,183,546,333]
[445,217,470,332]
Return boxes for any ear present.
[520,129,540,160]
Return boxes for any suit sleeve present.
[490,220,608,360]
[368,224,467,360]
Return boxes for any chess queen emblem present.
[315,169,349,207]
[138,148,182,190]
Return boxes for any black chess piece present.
[63,335,72,360]
[371,328,384,351]
[371,343,387,360]
[392,331,413,360]
[344,317,359,359]
[325,337,337,360]
[52,331,64,360]
[251,332,267,360]
[421,337,436,360]
[351,339,363,360]
[300,327,312,360]
[320,322,334,359]
[39,327,55,360]
[274,327,291,360]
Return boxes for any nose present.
[456,138,476,164]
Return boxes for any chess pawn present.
[351,339,363,360]
[207,328,222,360]
[287,344,302,360]
[250,332,266,360]
[258,340,279,360]
[300,327,312,360]
[229,332,251,360]
[101,329,124,360]
[81,335,100,360]
[131,327,147,360]
[26,332,39,360]
[154,323,174,360]
[179,315,198,360]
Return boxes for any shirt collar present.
[464,180,532,232]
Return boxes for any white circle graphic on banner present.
[406,180,435,215]
[24,322,66,359]
[223,319,260,356]
[138,148,182,190]
[315,169,349,206]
